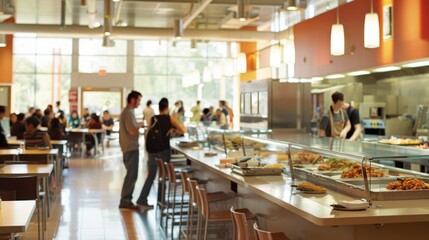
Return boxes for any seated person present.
[11,113,26,139]
[24,116,52,148]
[48,118,66,140]
[68,110,81,128]
[101,110,114,136]
[0,106,7,149]
[85,113,102,155]
[41,109,52,127]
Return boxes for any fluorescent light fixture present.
[331,24,344,56]
[372,66,401,73]
[402,61,429,68]
[174,19,184,39]
[311,77,324,81]
[0,35,6,47]
[94,22,101,28]
[347,70,370,76]
[237,53,247,73]
[326,74,345,79]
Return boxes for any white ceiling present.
[12,0,351,31]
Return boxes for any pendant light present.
[174,19,184,39]
[103,0,112,36]
[364,0,380,48]
[237,0,248,22]
[330,1,344,56]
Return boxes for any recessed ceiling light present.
[372,66,401,73]
[326,74,345,79]
[347,70,370,76]
[94,22,101,28]
[402,61,429,68]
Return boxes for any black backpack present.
[146,117,166,153]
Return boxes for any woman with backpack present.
[138,97,186,208]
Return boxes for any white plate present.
[296,187,326,194]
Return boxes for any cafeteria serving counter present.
[171,133,429,240]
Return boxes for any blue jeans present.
[137,148,171,205]
[120,150,139,206]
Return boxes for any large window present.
[78,39,127,73]
[13,37,72,113]
[134,40,235,117]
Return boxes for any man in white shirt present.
[143,100,155,128]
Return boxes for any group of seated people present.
[1,105,116,157]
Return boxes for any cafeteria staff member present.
[342,101,362,140]
[319,91,351,139]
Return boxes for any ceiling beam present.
[124,0,283,7]
[183,0,214,29]
[0,23,276,42]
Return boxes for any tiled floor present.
[19,139,164,240]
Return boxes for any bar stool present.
[253,223,290,240]
[230,206,258,240]
[187,179,235,240]
[156,159,168,228]
[197,186,257,240]
[165,162,188,239]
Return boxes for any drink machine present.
[359,102,386,136]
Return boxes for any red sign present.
[69,89,78,103]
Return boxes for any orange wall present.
[240,27,257,82]
[0,17,14,84]
[294,0,429,78]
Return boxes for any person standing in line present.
[224,101,234,129]
[318,91,351,139]
[119,90,145,210]
[143,100,155,128]
[190,100,202,122]
[219,100,229,128]
[342,101,362,141]
[138,97,186,208]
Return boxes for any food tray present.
[293,167,429,200]
[177,141,199,148]
[230,164,283,176]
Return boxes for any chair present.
[4,160,50,224]
[230,206,257,240]
[253,223,290,240]
[187,179,235,240]
[156,158,168,228]
[164,162,187,239]
[0,176,44,240]
[196,186,256,240]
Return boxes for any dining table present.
[0,163,54,218]
[0,200,37,240]
[67,128,105,157]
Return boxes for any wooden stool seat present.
[253,223,290,240]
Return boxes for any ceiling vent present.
[219,11,258,29]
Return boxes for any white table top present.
[0,149,58,156]
[0,200,36,234]
[6,139,24,145]
[67,128,105,133]
[172,139,429,226]
[0,164,54,177]
[51,140,68,145]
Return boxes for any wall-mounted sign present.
[69,89,78,103]
[383,5,393,40]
